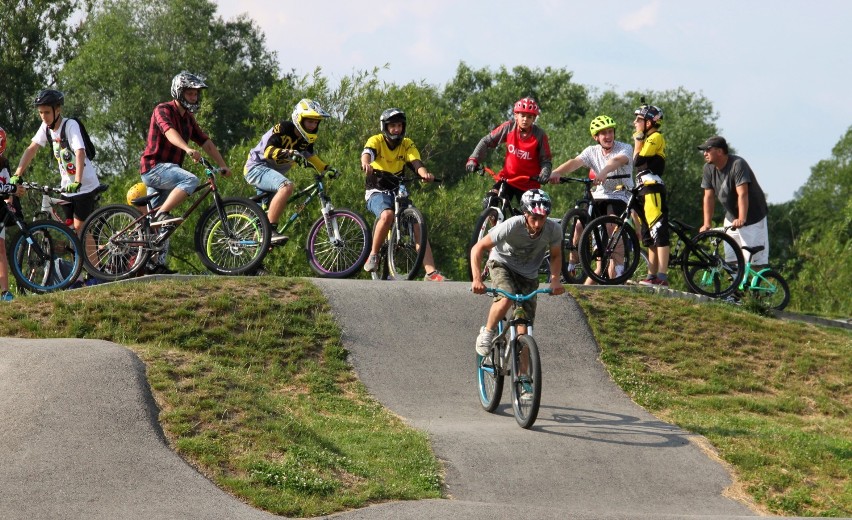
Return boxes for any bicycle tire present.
[81,204,150,281]
[306,209,370,278]
[477,348,505,413]
[9,220,84,293]
[387,206,427,281]
[511,334,542,429]
[681,230,744,298]
[748,268,790,311]
[194,197,271,275]
[468,207,503,281]
[560,208,590,284]
[579,214,641,285]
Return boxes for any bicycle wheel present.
[306,209,370,278]
[511,334,542,429]
[579,214,641,285]
[9,220,84,293]
[560,208,589,284]
[477,342,505,413]
[81,204,150,281]
[468,207,503,281]
[748,269,790,311]
[387,206,427,280]
[681,230,744,298]
[194,197,271,275]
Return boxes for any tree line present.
[2,0,849,316]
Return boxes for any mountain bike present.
[578,184,745,297]
[81,157,270,281]
[468,166,567,282]
[23,181,109,226]
[721,244,790,310]
[2,192,83,293]
[369,172,436,281]
[476,287,551,429]
[251,151,370,278]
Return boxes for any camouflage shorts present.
[486,260,539,323]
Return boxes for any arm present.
[410,159,434,182]
[547,242,565,295]
[700,189,716,232]
[470,234,495,294]
[360,151,374,175]
[201,139,231,176]
[732,183,750,229]
[13,141,42,179]
[597,154,629,179]
[550,156,584,178]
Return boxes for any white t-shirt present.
[31,118,99,195]
[577,141,634,203]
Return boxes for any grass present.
[1,278,849,517]
[0,278,441,517]
[569,287,851,517]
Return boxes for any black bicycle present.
[578,184,745,297]
[2,190,83,293]
[81,157,270,281]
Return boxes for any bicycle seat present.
[742,245,765,255]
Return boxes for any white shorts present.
[723,216,769,264]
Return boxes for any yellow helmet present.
[126,182,148,206]
[291,98,330,144]
[589,115,616,137]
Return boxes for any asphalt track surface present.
[0,279,827,519]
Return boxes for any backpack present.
[45,117,96,160]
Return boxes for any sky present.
[214,0,852,204]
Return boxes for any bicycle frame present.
[485,287,551,370]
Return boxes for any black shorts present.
[62,190,99,222]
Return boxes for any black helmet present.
[634,104,663,127]
[170,71,208,113]
[34,89,64,107]
[380,108,406,142]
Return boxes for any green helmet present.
[589,115,616,137]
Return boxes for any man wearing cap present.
[698,136,769,265]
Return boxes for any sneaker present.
[424,270,449,282]
[475,326,495,356]
[151,212,184,227]
[149,263,177,275]
[363,254,379,272]
[518,376,534,401]
[638,275,658,286]
[1,290,14,302]
[270,230,289,245]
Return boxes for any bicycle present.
[81,157,271,281]
[2,190,84,293]
[721,245,790,310]
[251,151,370,278]
[468,166,567,282]
[578,183,745,297]
[369,171,435,281]
[476,287,551,429]
[24,181,109,227]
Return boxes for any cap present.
[697,136,728,153]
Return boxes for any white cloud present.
[618,0,661,32]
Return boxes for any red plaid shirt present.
[140,101,210,174]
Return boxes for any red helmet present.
[0,127,6,155]
[513,97,540,116]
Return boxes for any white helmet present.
[291,99,330,144]
[520,189,552,216]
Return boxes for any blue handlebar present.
[483,287,552,302]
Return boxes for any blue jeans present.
[141,162,200,208]
[366,192,394,218]
[244,164,292,200]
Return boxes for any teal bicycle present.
[476,287,551,429]
[728,245,790,310]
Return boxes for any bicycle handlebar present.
[483,287,553,301]
[198,156,226,176]
[20,181,63,194]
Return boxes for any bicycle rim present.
[11,221,84,293]
[560,208,589,284]
[196,198,270,275]
[681,230,744,298]
[306,209,370,278]
[81,205,149,281]
[511,335,542,429]
[468,207,502,281]
[387,207,427,280]
[749,269,790,311]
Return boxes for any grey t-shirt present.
[701,154,768,225]
[488,215,562,279]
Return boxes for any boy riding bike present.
[470,189,565,356]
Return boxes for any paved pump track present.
[0,280,822,519]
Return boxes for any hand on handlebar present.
[466,158,479,173]
[186,148,202,163]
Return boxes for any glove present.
[65,182,81,193]
[537,168,552,184]
[9,176,21,185]
[325,166,339,178]
[632,130,645,141]
[465,158,479,173]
